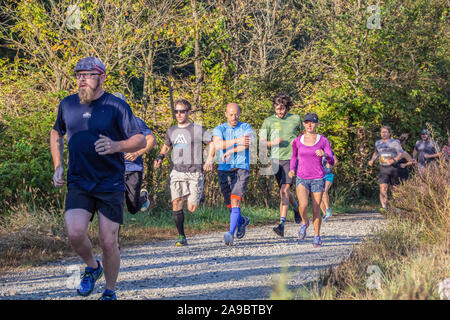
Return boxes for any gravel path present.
[0,212,384,300]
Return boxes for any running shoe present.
[175,235,188,247]
[293,208,301,224]
[297,220,309,241]
[224,232,234,246]
[99,289,117,300]
[140,189,150,212]
[323,208,332,222]
[77,260,103,297]
[273,223,285,237]
[313,235,322,248]
[236,216,250,239]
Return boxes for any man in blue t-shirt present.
[213,103,253,246]
[112,93,156,214]
[50,57,146,300]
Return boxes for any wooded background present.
[0,0,448,212]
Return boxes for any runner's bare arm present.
[125,132,156,161]
[50,129,65,187]
[368,151,378,166]
[213,135,249,150]
[154,144,171,168]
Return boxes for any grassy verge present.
[273,160,449,300]
[0,203,282,274]
[0,194,364,275]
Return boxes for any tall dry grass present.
[275,158,449,300]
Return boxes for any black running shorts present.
[271,159,293,187]
[379,165,400,185]
[65,186,125,224]
[218,169,250,206]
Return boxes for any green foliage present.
[0,0,448,210]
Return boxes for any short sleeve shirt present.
[125,117,152,172]
[414,140,440,164]
[260,113,303,160]
[53,92,141,192]
[164,123,212,173]
[213,122,254,171]
[375,139,404,167]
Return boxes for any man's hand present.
[203,158,214,172]
[95,134,120,155]
[236,134,250,147]
[53,165,65,188]
[386,159,395,166]
[368,160,374,166]
[222,150,232,163]
[125,151,140,162]
[270,137,283,146]
[154,154,165,169]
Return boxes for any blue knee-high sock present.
[229,207,242,235]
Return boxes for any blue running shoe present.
[224,232,234,246]
[298,220,309,241]
[323,208,332,222]
[313,235,322,247]
[140,189,150,212]
[77,260,103,297]
[236,217,250,239]
[99,289,117,300]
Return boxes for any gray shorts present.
[169,169,204,205]
[296,177,325,193]
[218,169,249,205]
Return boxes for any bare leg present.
[379,183,388,208]
[279,184,290,220]
[311,191,324,236]
[296,185,310,224]
[65,209,97,269]
[98,212,120,291]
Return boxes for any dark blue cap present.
[303,113,319,123]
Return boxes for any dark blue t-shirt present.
[125,117,152,172]
[53,92,141,192]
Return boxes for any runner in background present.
[288,113,335,247]
[112,93,156,214]
[413,129,440,170]
[368,126,406,211]
[443,135,450,162]
[397,133,415,183]
[154,99,214,246]
[213,103,253,246]
[320,150,338,222]
[259,92,302,237]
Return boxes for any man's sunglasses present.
[174,109,189,114]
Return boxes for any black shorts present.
[65,186,125,224]
[125,171,146,214]
[218,169,250,205]
[379,166,400,185]
[271,159,293,187]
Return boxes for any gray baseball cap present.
[75,57,106,74]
